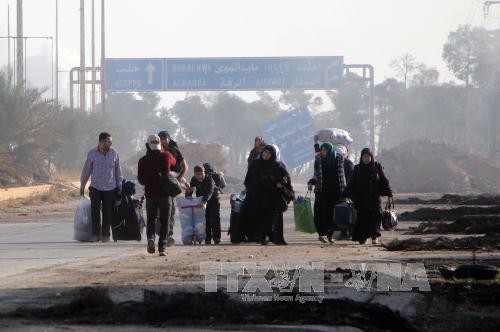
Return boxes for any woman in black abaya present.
[343,148,392,244]
[241,145,290,245]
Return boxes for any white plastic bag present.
[176,196,206,244]
[317,128,353,146]
[74,197,92,242]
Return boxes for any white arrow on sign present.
[145,62,156,85]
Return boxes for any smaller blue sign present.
[262,106,317,169]
[105,58,164,91]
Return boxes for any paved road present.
[0,218,146,281]
[0,196,233,282]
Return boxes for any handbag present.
[279,185,295,212]
[293,191,316,233]
[153,154,182,197]
[381,196,398,230]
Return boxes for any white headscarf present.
[271,144,281,162]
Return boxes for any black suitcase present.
[111,195,144,242]
[228,194,245,243]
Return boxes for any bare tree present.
[390,53,419,89]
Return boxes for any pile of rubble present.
[377,139,500,193]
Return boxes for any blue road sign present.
[262,106,317,169]
[165,56,343,91]
[105,58,164,91]
[105,56,343,92]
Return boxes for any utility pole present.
[91,0,96,112]
[16,0,23,87]
[7,5,11,86]
[101,0,106,114]
[80,0,86,111]
[344,64,376,154]
[483,1,500,159]
[55,0,59,106]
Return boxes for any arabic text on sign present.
[256,78,286,87]
[265,63,290,72]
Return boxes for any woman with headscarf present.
[268,144,292,245]
[247,136,267,165]
[241,145,291,245]
[308,142,347,243]
[343,148,392,244]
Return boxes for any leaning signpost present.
[261,106,317,169]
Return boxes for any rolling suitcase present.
[228,194,245,243]
[334,202,357,230]
[111,194,144,242]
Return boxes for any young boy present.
[189,165,221,244]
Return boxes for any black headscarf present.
[261,145,277,163]
[358,147,376,181]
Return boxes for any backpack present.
[210,171,226,191]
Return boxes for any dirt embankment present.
[378,139,500,193]
[395,194,500,205]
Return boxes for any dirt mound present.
[410,215,500,235]
[6,287,416,331]
[382,235,500,251]
[377,139,500,193]
[400,205,500,221]
[395,194,500,205]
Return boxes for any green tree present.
[442,25,499,89]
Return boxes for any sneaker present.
[318,236,327,243]
[101,236,111,243]
[260,236,270,245]
[88,235,99,242]
[205,240,211,245]
[372,238,380,245]
[359,239,368,245]
[213,239,221,245]
[327,235,335,244]
[159,250,167,256]
[147,239,155,254]
[166,237,175,247]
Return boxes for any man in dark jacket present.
[158,130,189,247]
[189,165,221,244]
[138,135,176,256]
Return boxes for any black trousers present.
[89,187,116,238]
[313,192,336,237]
[146,196,172,249]
[168,196,176,237]
[205,199,221,241]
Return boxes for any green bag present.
[293,192,316,233]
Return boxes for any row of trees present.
[1,24,498,184]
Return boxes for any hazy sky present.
[0,0,499,106]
